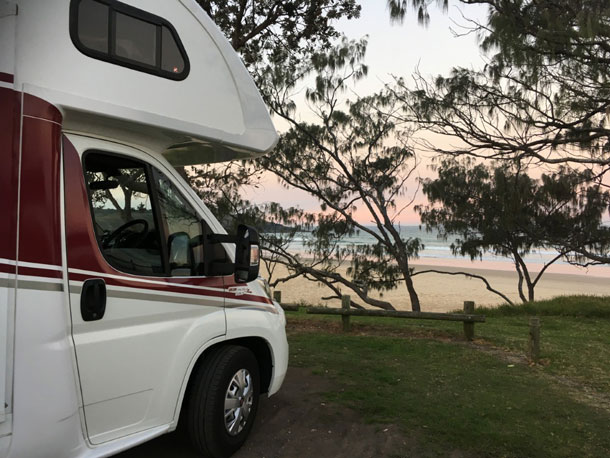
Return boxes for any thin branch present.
[411,269,515,306]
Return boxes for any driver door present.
[63,134,227,444]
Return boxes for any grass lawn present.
[285,295,610,457]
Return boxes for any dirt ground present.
[119,367,409,458]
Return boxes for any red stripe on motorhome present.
[0,88,20,263]
[0,72,14,84]
[23,92,62,123]
[5,260,271,305]
[0,263,16,275]
[67,272,272,305]
[69,272,226,300]
[18,95,63,267]
[18,266,63,279]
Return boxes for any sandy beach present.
[264,260,610,312]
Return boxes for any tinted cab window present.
[84,153,164,275]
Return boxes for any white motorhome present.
[0,1,287,457]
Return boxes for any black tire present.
[186,345,260,458]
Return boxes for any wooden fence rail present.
[273,291,543,357]
[305,306,485,323]
[273,291,485,340]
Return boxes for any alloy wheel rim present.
[224,368,253,436]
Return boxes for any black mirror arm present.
[206,233,237,244]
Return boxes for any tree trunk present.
[528,284,535,302]
[513,259,528,303]
[123,189,132,221]
[403,271,421,312]
[393,243,421,311]
[518,259,534,302]
[514,251,535,303]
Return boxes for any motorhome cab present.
[0,1,287,457]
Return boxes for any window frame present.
[69,0,190,81]
[83,150,169,277]
[82,150,218,278]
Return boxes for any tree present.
[394,0,610,167]
[87,169,147,222]
[417,159,610,303]
[187,0,365,202]
[195,0,360,69]
[385,0,610,265]
[258,38,424,311]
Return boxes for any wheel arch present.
[222,337,273,395]
[177,336,273,427]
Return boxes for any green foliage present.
[196,0,361,67]
[419,159,610,260]
[386,0,448,25]
[476,295,610,319]
[418,159,610,301]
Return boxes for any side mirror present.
[234,225,260,283]
[168,232,194,276]
[201,223,260,283]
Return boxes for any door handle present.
[81,279,107,321]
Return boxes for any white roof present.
[12,0,277,164]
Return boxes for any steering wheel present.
[102,219,149,249]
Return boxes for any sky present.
[244,0,490,225]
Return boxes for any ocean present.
[275,225,606,271]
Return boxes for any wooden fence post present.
[463,301,475,341]
[341,295,351,332]
[273,290,282,304]
[529,317,541,362]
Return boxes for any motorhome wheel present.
[186,346,260,458]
